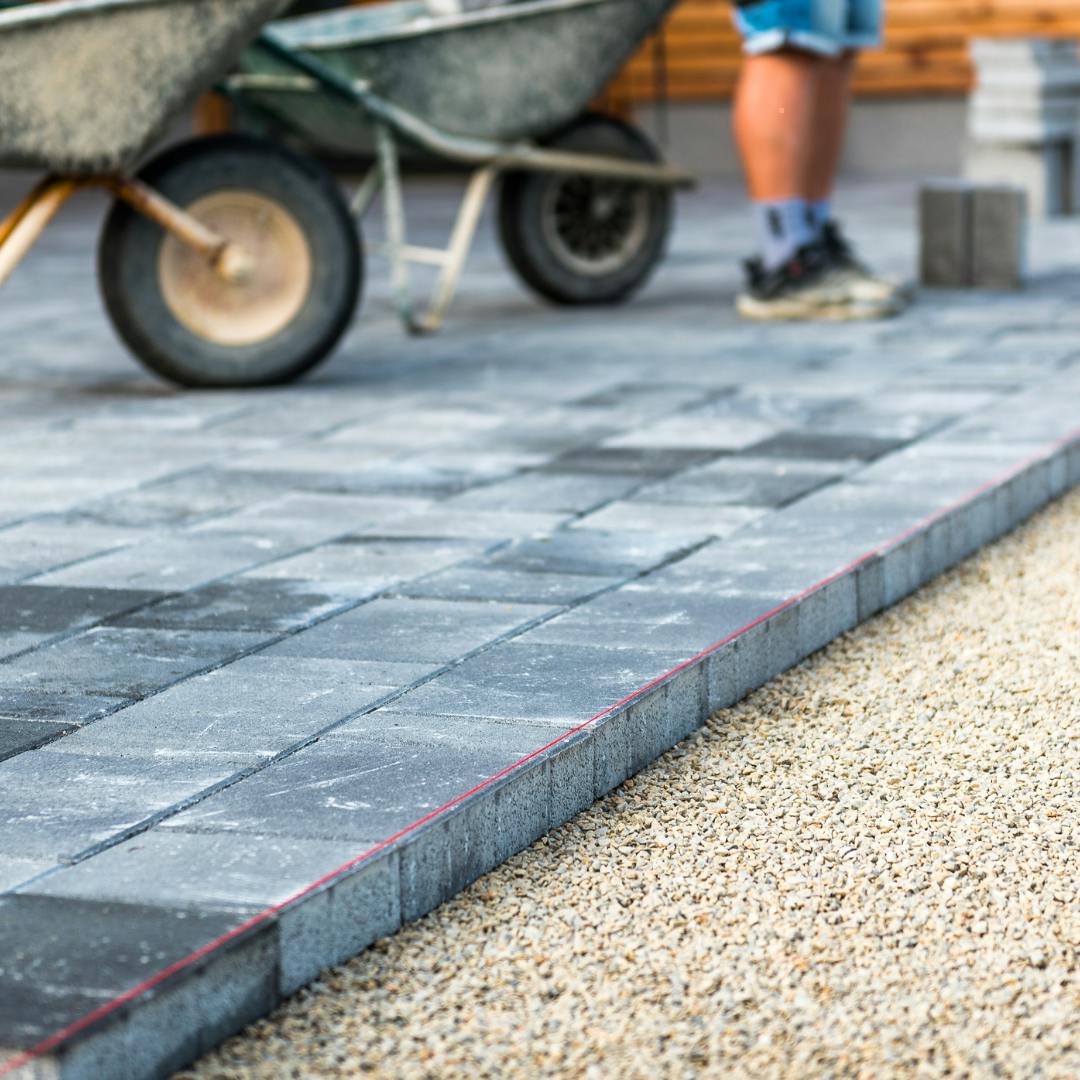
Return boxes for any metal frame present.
[227,29,694,335]
[0,175,248,292]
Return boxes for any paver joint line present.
[2,424,1076,1080]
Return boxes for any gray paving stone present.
[259,597,548,664]
[394,566,621,605]
[0,584,164,654]
[241,538,484,594]
[348,508,569,542]
[3,177,1080,1075]
[24,830,372,914]
[0,689,129,727]
[571,501,763,537]
[41,656,423,765]
[0,718,73,763]
[0,750,238,862]
[160,718,560,843]
[0,628,263,701]
[32,533,302,592]
[743,431,910,463]
[539,447,722,478]
[0,521,143,584]
[110,579,352,634]
[487,529,702,578]
[0,894,277,1078]
[386,642,685,725]
[440,470,645,514]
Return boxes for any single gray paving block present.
[383,641,687,726]
[348,508,569,542]
[159,717,563,844]
[241,537,485,594]
[539,446,723,478]
[440,470,646,514]
[740,430,910,463]
[0,521,143,584]
[259,597,551,664]
[0,583,164,640]
[0,854,54,894]
[571,501,760,538]
[0,893,266,1053]
[603,414,777,451]
[0,689,129,728]
[31,532,305,592]
[41,655,426,766]
[971,184,1027,290]
[920,180,973,287]
[487,528,703,578]
[0,627,265,701]
[24,830,375,916]
[0,750,239,863]
[393,566,622,605]
[110,579,354,634]
[521,588,777,656]
[634,460,842,508]
[0,718,74,763]
[3,903,279,1080]
[276,847,401,996]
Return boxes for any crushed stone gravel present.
[177,486,1080,1080]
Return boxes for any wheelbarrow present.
[0,0,363,388]
[226,0,693,336]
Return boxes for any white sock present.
[753,199,816,271]
[809,199,832,236]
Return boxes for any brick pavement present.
[0,175,1078,1079]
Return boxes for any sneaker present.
[821,221,914,306]
[736,243,899,322]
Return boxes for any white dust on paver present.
[179,487,1080,1080]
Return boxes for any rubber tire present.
[497,114,673,307]
[99,134,362,389]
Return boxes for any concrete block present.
[58,925,279,1080]
[972,185,1027,287]
[492,759,551,866]
[855,555,887,622]
[547,733,596,826]
[705,641,740,714]
[966,141,1067,219]
[592,710,634,799]
[921,181,973,286]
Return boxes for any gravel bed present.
[178,487,1080,1080]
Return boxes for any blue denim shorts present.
[733,0,883,56]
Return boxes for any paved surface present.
[0,172,1078,1078]
[177,486,1080,1080]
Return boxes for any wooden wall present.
[612,0,1080,103]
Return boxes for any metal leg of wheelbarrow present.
[0,177,80,289]
[363,122,497,336]
[0,174,249,295]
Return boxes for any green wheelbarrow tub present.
[239,0,678,153]
[0,0,292,174]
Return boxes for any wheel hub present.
[159,190,313,349]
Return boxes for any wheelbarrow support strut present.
[236,29,695,335]
[0,175,250,291]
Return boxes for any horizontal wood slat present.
[614,0,1080,102]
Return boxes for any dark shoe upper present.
[742,242,832,301]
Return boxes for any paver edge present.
[3,426,1078,1080]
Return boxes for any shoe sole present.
[736,295,902,322]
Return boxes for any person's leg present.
[806,51,856,229]
[733,49,822,202]
[732,49,823,270]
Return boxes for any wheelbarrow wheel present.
[498,114,673,307]
[99,135,361,388]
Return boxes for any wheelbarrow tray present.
[0,0,292,173]
[238,0,678,154]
